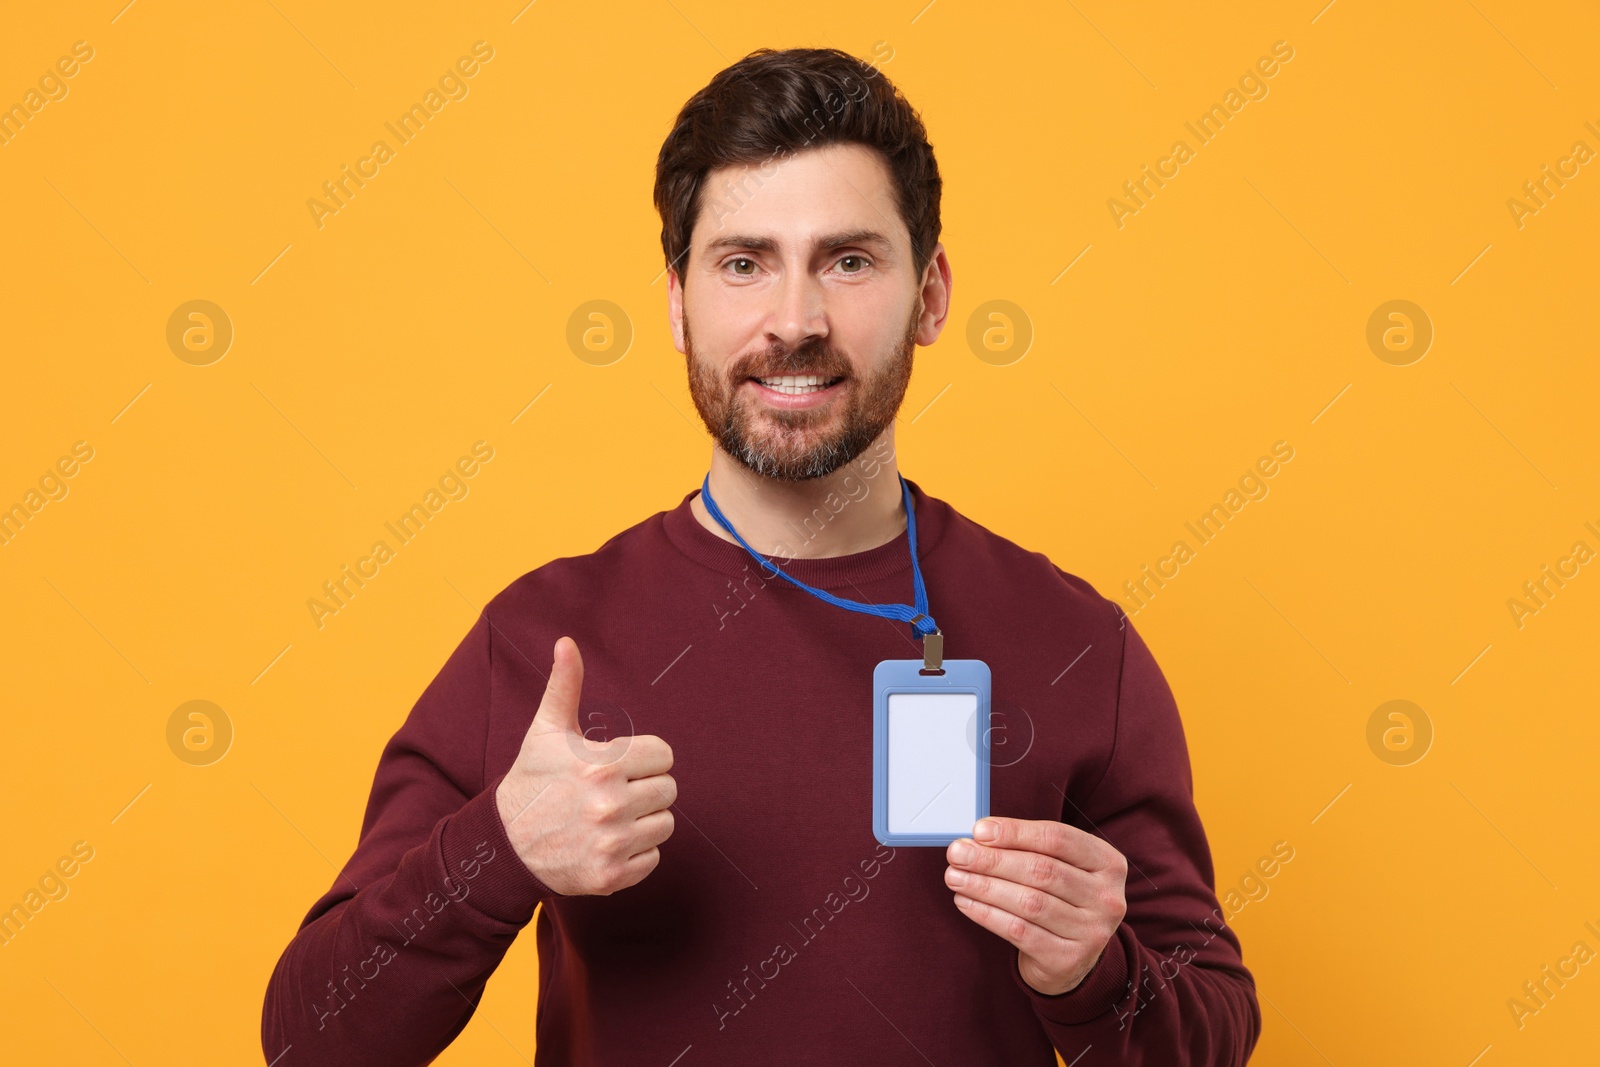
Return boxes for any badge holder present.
[872,625,991,847]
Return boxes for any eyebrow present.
[703,229,894,255]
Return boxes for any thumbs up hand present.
[495,637,677,896]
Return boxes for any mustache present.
[730,342,852,382]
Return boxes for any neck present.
[690,430,905,558]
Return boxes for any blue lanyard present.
[699,472,939,641]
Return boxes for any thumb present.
[530,636,584,734]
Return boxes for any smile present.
[749,374,845,396]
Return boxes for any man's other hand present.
[944,816,1129,995]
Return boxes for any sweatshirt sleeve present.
[261,607,557,1067]
[1012,603,1262,1065]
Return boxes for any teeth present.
[755,374,837,395]
[758,375,828,386]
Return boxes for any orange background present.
[2,1,1596,1063]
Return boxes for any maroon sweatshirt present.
[261,477,1260,1065]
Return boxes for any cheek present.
[836,299,915,362]
[686,338,739,396]
[687,297,764,363]
[833,300,878,334]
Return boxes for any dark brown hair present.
[654,47,942,281]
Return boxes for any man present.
[262,47,1260,1065]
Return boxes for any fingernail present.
[954,895,971,909]
[946,867,968,888]
[949,839,974,864]
[974,819,998,842]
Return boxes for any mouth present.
[745,373,846,397]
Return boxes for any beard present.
[684,305,918,481]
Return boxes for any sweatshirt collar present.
[662,475,950,589]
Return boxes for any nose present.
[766,265,828,355]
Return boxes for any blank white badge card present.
[887,691,978,833]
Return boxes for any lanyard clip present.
[910,613,942,671]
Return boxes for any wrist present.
[441,777,550,922]
[494,776,529,841]
[1022,965,1083,997]
[1021,946,1105,997]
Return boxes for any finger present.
[945,864,1078,939]
[614,845,662,891]
[529,637,584,734]
[622,772,677,818]
[973,817,1120,873]
[616,733,674,780]
[951,890,1077,961]
[627,808,675,854]
[946,839,1099,908]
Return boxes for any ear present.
[914,242,952,346]
[667,267,687,354]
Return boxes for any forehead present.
[692,142,909,253]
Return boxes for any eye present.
[726,257,757,276]
[836,255,869,274]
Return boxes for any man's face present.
[669,142,949,481]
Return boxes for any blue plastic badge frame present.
[872,658,991,847]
